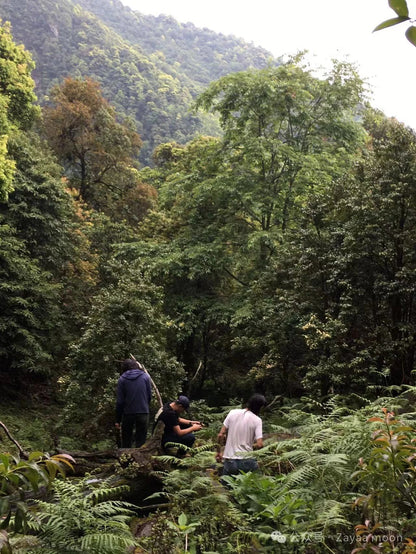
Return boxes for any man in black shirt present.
[158,396,202,452]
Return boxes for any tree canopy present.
[43,77,143,209]
[0,21,39,200]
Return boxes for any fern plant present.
[145,446,253,553]
[142,391,416,553]
[27,477,138,554]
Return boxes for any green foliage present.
[62,265,184,441]
[0,21,38,131]
[144,447,252,553]
[374,1,416,47]
[0,130,88,375]
[195,58,365,237]
[27,477,137,553]
[298,112,416,393]
[0,223,60,373]
[167,512,200,553]
[132,58,367,398]
[0,0,276,165]
[0,402,57,453]
[352,408,416,542]
[79,0,276,89]
[0,20,38,200]
[4,131,75,273]
[175,393,416,552]
[0,451,74,533]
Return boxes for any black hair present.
[121,359,139,372]
[247,394,267,415]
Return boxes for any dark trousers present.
[121,413,149,448]
[162,428,196,454]
[222,458,259,476]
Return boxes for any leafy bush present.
[0,452,74,533]
[352,408,416,552]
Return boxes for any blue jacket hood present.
[121,369,146,380]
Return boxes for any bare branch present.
[0,421,28,459]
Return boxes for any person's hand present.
[191,420,203,426]
[215,452,223,463]
[192,423,202,431]
[115,422,121,429]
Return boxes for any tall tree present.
[293,111,416,393]
[0,20,39,200]
[64,265,184,431]
[0,223,59,374]
[43,77,144,213]
[128,60,367,397]
[194,58,366,280]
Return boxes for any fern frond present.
[310,498,351,531]
[80,531,137,554]
[153,454,184,465]
[27,476,137,553]
[149,470,169,478]
[284,464,318,487]
[89,485,130,506]
[144,490,170,502]
[90,500,136,518]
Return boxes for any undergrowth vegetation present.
[3,388,416,553]
[137,388,416,553]
[10,478,138,554]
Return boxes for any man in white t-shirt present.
[216,394,267,476]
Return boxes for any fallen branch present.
[0,420,28,459]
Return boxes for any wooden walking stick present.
[129,354,163,409]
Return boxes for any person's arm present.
[253,419,263,449]
[216,425,227,462]
[218,425,227,444]
[253,438,263,449]
[172,423,202,436]
[178,417,202,425]
[115,379,124,428]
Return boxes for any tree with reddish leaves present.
[43,77,148,215]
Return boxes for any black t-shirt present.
[159,402,179,434]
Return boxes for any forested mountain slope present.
[0,0,277,163]
[77,0,275,87]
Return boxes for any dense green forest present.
[2,0,416,551]
[0,0,276,163]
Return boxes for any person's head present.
[121,359,139,372]
[247,394,267,415]
[173,395,190,413]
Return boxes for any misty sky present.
[119,0,415,130]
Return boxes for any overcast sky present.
[119,0,415,130]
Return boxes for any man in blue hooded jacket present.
[115,359,152,448]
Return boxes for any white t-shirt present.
[222,408,263,459]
